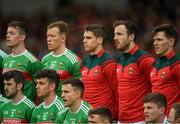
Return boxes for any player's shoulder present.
[41,52,53,61]
[64,49,78,64]
[22,96,36,109]
[54,97,64,110]
[81,101,92,115]
[57,107,69,116]
[0,49,7,58]
[23,50,38,63]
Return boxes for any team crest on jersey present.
[161,71,166,78]
[17,110,22,117]
[58,62,63,69]
[16,63,22,68]
[94,69,98,76]
[129,66,134,74]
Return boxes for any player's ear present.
[17,83,23,90]
[97,37,103,44]
[129,33,135,41]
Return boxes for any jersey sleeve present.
[71,61,81,79]
[26,106,35,122]
[30,109,36,123]
[101,59,118,119]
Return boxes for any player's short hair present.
[8,21,27,35]
[113,20,138,40]
[35,70,59,90]
[47,20,68,36]
[88,107,112,123]
[144,92,167,108]
[152,24,178,44]
[84,24,105,39]
[62,78,84,98]
[3,70,25,86]
[171,103,180,120]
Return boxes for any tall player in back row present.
[150,24,180,114]
[41,21,81,96]
[2,21,42,101]
[82,24,118,119]
[113,20,155,123]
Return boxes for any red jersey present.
[117,44,154,122]
[81,49,118,119]
[150,50,180,114]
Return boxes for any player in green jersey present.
[31,70,64,123]
[0,70,35,123]
[41,21,81,97]
[0,49,7,94]
[2,21,42,101]
[55,78,92,124]
[88,107,113,124]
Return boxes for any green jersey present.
[41,49,81,96]
[31,96,64,123]
[0,49,7,94]
[0,96,35,123]
[55,101,92,124]
[2,50,42,101]
[0,94,9,105]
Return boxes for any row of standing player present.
[0,20,180,123]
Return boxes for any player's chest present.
[3,106,26,118]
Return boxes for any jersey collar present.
[165,50,175,60]
[128,44,139,55]
[97,49,105,58]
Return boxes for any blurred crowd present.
[0,0,180,59]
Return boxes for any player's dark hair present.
[85,24,105,39]
[62,78,84,98]
[35,69,59,91]
[144,92,167,108]
[113,20,138,40]
[88,107,112,123]
[8,21,27,35]
[152,24,178,45]
[172,103,180,120]
[3,70,25,86]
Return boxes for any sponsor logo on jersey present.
[16,63,22,68]
[58,62,63,69]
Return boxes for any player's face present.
[168,108,176,123]
[47,27,64,52]
[88,114,107,124]
[61,84,77,107]
[144,102,164,123]
[6,27,24,48]
[35,78,54,98]
[83,31,99,53]
[153,32,172,56]
[114,25,131,51]
[4,79,18,98]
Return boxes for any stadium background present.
[0,0,179,59]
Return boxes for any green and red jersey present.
[81,49,118,119]
[31,96,64,123]
[150,50,180,114]
[2,50,42,101]
[55,101,92,124]
[117,44,154,123]
[0,96,35,124]
[41,49,81,96]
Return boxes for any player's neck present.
[12,43,26,55]
[44,93,56,106]
[53,44,66,55]
[70,99,82,112]
[12,92,24,103]
[89,45,103,56]
[155,114,166,123]
[124,41,135,53]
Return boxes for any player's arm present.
[71,61,82,79]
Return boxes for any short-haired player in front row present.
[55,78,92,124]
[0,70,35,123]
[31,69,64,123]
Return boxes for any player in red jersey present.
[150,24,180,114]
[81,24,118,120]
[113,20,155,123]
